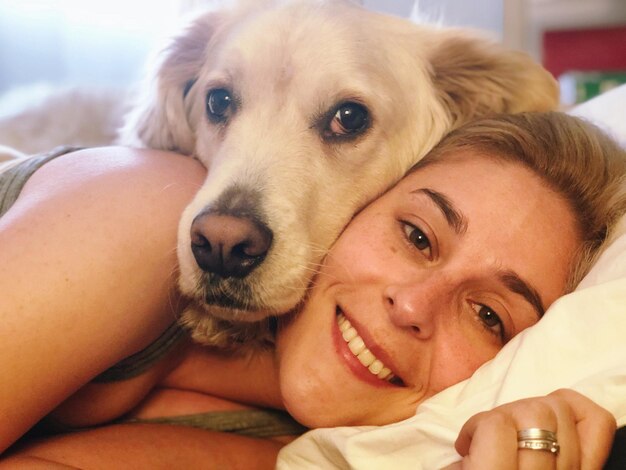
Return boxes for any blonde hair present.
[411,111,626,290]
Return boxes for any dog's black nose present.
[190,213,273,278]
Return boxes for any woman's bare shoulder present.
[7,146,208,255]
[0,147,206,451]
[22,146,206,200]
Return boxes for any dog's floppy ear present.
[119,11,225,153]
[426,29,559,127]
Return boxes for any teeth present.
[348,337,365,355]
[342,326,358,342]
[357,349,376,367]
[337,312,398,384]
[368,359,383,374]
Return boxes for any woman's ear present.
[426,28,560,127]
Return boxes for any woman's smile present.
[333,308,404,388]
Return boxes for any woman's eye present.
[327,102,369,137]
[402,222,432,258]
[472,303,505,342]
[206,88,234,122]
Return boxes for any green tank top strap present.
[93,322,187,382]
[0,146,81,217]
[121,408,308,438]
[33,408,307,439]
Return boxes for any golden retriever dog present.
[119,0,558,347]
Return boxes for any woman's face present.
[275,151,582,428]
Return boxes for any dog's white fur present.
[120,0,557,346]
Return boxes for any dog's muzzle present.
[190,211,272,278]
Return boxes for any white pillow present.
[276,85,626,469]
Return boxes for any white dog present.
[118,0,559,347]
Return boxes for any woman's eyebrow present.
[498,270,546,319]
[412,188,545,318]
[412,188,468,235]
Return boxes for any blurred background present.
[0,0,626,103]
[0,0,181,106]
[0,0,623,299]
[0,0,624,114]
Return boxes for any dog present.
[118,0,558,347]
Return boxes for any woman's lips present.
[332,307,405,387]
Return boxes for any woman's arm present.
[0,147,206,451]
[0,424,282,469]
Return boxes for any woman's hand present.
[447,389,616,469]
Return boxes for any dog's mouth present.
[193,273,275,321]
[198,273,253,306]
[201,302,273,323]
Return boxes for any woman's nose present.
[384,278,448,338]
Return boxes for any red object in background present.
[543,26,626,78]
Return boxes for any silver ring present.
[517,428,557,441]
[517,428,559,455]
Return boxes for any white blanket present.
[276,85,626,469]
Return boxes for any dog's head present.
[121,0,558,343]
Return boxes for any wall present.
[363,0,503,37]
[0,0,504,97]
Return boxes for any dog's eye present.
[327,102,369,137]
[206,88,234,122]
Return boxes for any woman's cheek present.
[428,332,500,393]
[278,359,340,428]
[325,235,394,282]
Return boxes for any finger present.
[548,389,616,470]
[455,410,490,456]
[541,393,580,470]
[512,399,559,470]
[456,411,518,470]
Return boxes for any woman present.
[0,112,624,468]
